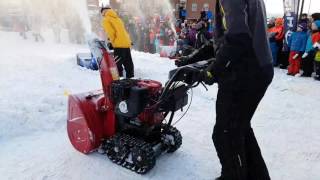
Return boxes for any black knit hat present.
[312,13,320,21]
[100,5,111,14]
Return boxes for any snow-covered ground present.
[0,31,319,180]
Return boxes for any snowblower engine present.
[111,79,163,127]
[67,39,212,174]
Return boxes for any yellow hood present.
[105,9,119,19]
[102,9,132,48]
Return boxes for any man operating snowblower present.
[175,0,274,179]
[101,6,134,78]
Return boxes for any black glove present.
[199,69,216,85]
[107,42,113,50]
[175,56,189,67]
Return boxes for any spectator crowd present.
[120,6,320,81]
[118,6,214,57]
[268,13,320,80]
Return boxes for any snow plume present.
[113,0,177,34]
[0,0,92,43]
[159,0,178,36]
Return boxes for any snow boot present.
[215,176,224,180]
[279,64,287,69]
[301,72,312,77]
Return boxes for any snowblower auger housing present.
[67,38,209,174]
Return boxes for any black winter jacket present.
[210,0,273,76]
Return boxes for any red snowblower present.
[67,39,211,174]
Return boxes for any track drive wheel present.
[132,144,156,174]
[162,126,182,153]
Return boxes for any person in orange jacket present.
[268,18,285,66]
[101,6,134,78]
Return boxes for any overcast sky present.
[264,0,320,15]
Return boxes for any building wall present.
[109,0,121,10]
[108,0,216,20]
[172,0,216,20]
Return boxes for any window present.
[192,3,197,12]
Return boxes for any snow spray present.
[0,0,92,43]
[120,0,177,35]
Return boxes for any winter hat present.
[312,13,320,21]
[269,17,276,24]
[100,5,111,14]
[314,20,320,29]
[275,18,284,27]
[298,22,308,31]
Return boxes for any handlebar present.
[169,58,215,86]
[159,59,215,101]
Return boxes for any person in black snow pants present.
[101,6,134,78]
[176,0,274,179]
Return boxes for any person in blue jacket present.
[301,17,320,77]
[301,28,315,77]
[287,22,309,75]
[179,6,187,22]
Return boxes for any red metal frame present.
[67,50,119,154]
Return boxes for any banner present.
[283,0,301,50]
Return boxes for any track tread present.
[104,133,156,174]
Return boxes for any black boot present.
[279,64,287,69]
[215,176,225,180]
[315,62,320,80]
[301,73,311,77]
[314,75,320,81]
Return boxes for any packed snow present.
[0,31,320,180]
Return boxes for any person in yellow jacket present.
[101,6,134,78]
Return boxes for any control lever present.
[200,82,209,91]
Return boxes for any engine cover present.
[111,79,162,118]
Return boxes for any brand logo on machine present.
[119,101,129,113]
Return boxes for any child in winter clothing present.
[303,20,320,79]
[301,30,315,77]
[311,20,320,80]
[154,34,160,54]
[167,30,175,46]
[287,23,308,75]
[149,28,156,54]
[301,21,319,77]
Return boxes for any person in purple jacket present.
[187,23,197,47]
